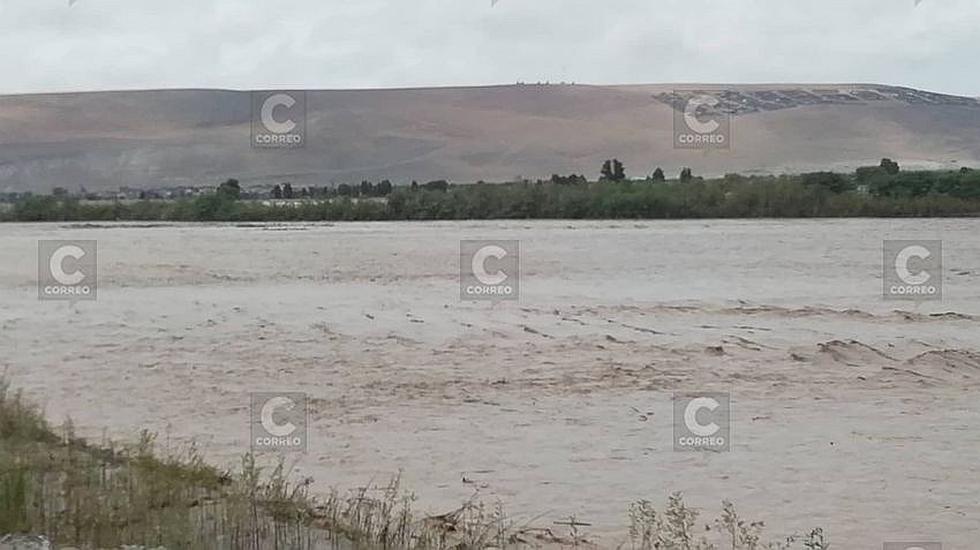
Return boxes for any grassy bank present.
[1,378,831,549]
[0,376,330,549]
[3,168,980,222]
[0,376,500,550]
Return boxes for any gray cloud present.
[1,0,976,95]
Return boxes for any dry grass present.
[0,375,523,549]
[0,376,329,548]
[627,493,830,550]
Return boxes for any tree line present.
[3,159,979,222]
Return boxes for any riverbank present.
[0,374,535,549]
[3,168,980,223]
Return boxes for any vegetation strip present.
[3,160,979,222]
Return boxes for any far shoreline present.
[4,214,980,227]
[3,163,979,223]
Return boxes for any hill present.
[1,83,979,192]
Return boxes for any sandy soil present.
[1,219,978,548]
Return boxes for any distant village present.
[0,178,418,204]
[0,185,214,204]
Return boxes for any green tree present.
[216,178,241,200]
[880,158,900,175]
[651,168,665,182]
[800,172,852,193]
[423,180,449,192]
[600,159,626,181]
[613,159,625,181]
[679,168,693,183]
[855,166,884,184]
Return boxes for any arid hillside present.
[1,83,979,192]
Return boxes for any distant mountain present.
[1,83,979,193]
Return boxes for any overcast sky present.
[1,0,977,96]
